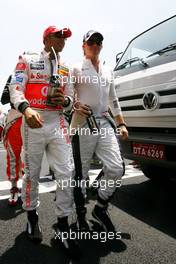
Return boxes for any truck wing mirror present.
[116,52,123,64]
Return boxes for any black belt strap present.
[71,132,86,213]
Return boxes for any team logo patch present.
[30,72,48,79]
[57,65,69,76]
[15,70,24,74]
[30,63,44,70]
[16,86,20,91]
[16,63,26,71]
[16,77,23,83]
[41,86,49,97]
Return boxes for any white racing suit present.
[71,58,124,203]
[10,50,74,217]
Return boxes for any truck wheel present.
[139,164,172,181]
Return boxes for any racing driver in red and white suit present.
[1,75,24,206]
[9,26,77,251]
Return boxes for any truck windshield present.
[117,15,176,69]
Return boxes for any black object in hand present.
[46,74,60,106]
[87,110,99,133]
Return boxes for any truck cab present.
[114,15,176,179]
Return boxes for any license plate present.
[132,143,165,160]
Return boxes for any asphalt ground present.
[0,165,176,264]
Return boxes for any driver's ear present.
[82,42,86,49]
[82,43,86,56]
[44,35,52,46]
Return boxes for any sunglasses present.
[86,40,102,46]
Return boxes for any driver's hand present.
[74,102,91,117]
[23,107,43,128]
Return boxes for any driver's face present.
[83,41,102,57]
[48,32,67,52]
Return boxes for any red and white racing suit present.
[3,109,23,184]
[10,50,74,217]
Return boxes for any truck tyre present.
[139,163,173,181]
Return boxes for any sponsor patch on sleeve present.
[113,99,119,109]
[11,75,24,84]
[15,62,26,71]
[16,77,23,83]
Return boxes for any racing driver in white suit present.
[71,30,128,232]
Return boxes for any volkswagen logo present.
[142,91,159,111]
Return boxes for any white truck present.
[114,15,176,180]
